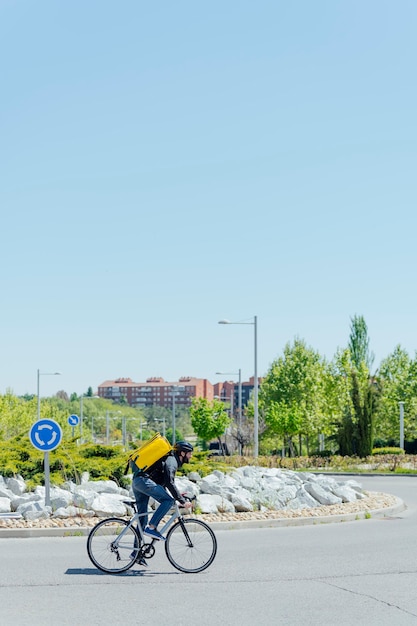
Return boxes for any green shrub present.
[372,447,405,455]
[80,445,123,459]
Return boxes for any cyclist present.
[131,441,194,551]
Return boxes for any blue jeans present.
[132,474,174,531]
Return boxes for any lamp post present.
[218,316,259,457]
[399,401,405,450]
[80,394,98,444]
[103,410,122,445]
[106,410,110,444]
[216,370,242,454]
[155,417,166,438]
[37,369,61,421]
[171,385,178,445]
[122,416,139,447]
[36,369,61,507]
[140,421,147,441]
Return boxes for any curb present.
[0,496,406,538]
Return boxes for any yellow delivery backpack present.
[127,433,173,474]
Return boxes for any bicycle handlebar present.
[181,494,196,503]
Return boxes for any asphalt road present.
[1,475,417,626]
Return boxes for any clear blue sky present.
[1,1,416,397]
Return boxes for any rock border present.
[0,491,404,538]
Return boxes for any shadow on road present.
[65,568,180,577]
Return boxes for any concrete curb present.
[0,496,406,538]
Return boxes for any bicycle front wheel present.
[165,518,217,573]
[87,518,140,574]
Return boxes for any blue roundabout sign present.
[29,419,63,452]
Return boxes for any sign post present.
[68,414,80,438]
[29,419,63,507]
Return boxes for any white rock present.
[50,487,73,510]
[0,486,15,499]
[52,506,94,518]
[304,482,342,505]
[77,480,120,494]
[287,486,320,510]
[187,472,202,483]
[197,494,220,514]
[210,494,236,513]
[72,489,97,509]
[231,494,253,512]
[331,485,360,503]
[6,476,26,495]
[0,497,11,513]
[91,494,127,517]
[11,493,43,511]
[17,501,52,520]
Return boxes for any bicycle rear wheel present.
[87,518,140,574]
[165,518,217,573]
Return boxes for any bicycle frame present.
[112,501,185,550]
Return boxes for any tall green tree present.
[353,371,380,457]
[348,314,374,371]
[377,346,417,445]
[333,316,378,456]
[190,397,231,449]
[260,338,328,455]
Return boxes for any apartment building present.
[97,376,214,408]
[213,376,258,411]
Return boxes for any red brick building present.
[213,376,260,411]
[97,376,214,408]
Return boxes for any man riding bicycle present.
[131,440,194,563]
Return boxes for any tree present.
[55,390,69,402]
[348,314,374,371]
[377,346,417,445]
[352,371,380,457]
[190,397,231,449]
[332,316,379,456]
[260,338,328,455]
[0,392,37,439]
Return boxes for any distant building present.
[97,376,214,408]
[213,376,261,411]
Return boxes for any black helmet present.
[174,441,194,453]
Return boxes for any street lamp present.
[140,421,148,441]
[216,369,242,454]
[171,385,178,445]
[155,417,166,438]
[80,394,99,444]
[218,316,259,457]
[399,401,405,450]
[36,369,61,508]
[37,369,61,421]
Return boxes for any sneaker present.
[144,526,166,541]
[136,556,148,567]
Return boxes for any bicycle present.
[86,497,217,574]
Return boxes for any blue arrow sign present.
[29,419,63,452]
[68,414,80,426]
